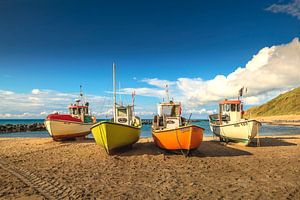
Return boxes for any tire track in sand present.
[0,143,79,199]
[0,161,78,200]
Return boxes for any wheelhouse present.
[154,101,183,130]
[115,104,140,126]
[158,102,181,117]
[219,99,243,123]
[68,100,92,122]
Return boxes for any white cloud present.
[0,89,111,119]
[120,87,166,98]
[185,108,217,115]
[266,0,300,20]
[31,89,41,95]
[142,78,176,88]
[0,90,15,95]
[121,38,300,114]
[1,39,299,119]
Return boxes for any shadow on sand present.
[58,137,96,144]
[189,141,252,157]
[116,140,253,157]
[110,141,163,156]
[248,137,297,147]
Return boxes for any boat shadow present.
[248,137,297,147]
[117,140,253,157]
[189,141,252,157]
[111,141,164,156]
[57,137,96,144]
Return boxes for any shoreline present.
[0,135,299,199]
[254,115,300,126]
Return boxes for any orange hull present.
[152,125,204,150]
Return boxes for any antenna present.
[165,84,170,102]
[132,90,135,115]
[79,85,84,104]
[113,62,117,123]
[119,81,123,106]
[238,86,244,100]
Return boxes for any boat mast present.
[79,85,84,104]
[113,62,117,123]
[165,84,170,102]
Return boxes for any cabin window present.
[117,108,127,117]
[237,104,240,112]
[162,105,179,117]
[73,109,77,115]
[224,104,230,112]
[231,104,236,112]
[78,108,82,115]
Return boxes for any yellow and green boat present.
[91,62,142,154]
[91,121,141,154]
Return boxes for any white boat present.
[45,87,96,141]
[209,99,261,145]
[45,117,94,141]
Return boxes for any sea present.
[0,119,300,138]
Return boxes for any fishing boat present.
[91,63,141,154]
[152,89,204,154]
[209,95,261,144]
[44,86,96,141]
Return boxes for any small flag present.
[238,87,244,97]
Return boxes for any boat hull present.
[45,120,93,141]
[91,121,141,154]
[209,120,261,144]
[152,125,204,150]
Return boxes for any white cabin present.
[115,105,140,127]
[154,101,182,130]
[219,100,243,123]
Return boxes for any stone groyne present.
[0,123,46,133]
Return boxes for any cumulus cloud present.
[266,0,300,20]
[0,89,111,119]
[1,39,299,119]
[120,87,166,98]
[142,78,176,88]
[122,38,300,111]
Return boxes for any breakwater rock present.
[141,120,152,125]
[0,123,46,133]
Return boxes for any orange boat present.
[152,99,204,154]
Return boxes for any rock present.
[0,123,46,134]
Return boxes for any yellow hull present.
[91,121,141,154]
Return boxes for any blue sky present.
[0,0,300,119]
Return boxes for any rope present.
[175,127,188,157]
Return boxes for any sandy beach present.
[254,115,300,126]
[0,136,299,200]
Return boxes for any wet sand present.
[0,136,299,199]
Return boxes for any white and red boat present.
[45,87,96,141]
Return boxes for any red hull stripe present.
[46,114,82,122]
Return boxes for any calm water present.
[0,119,300,138]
